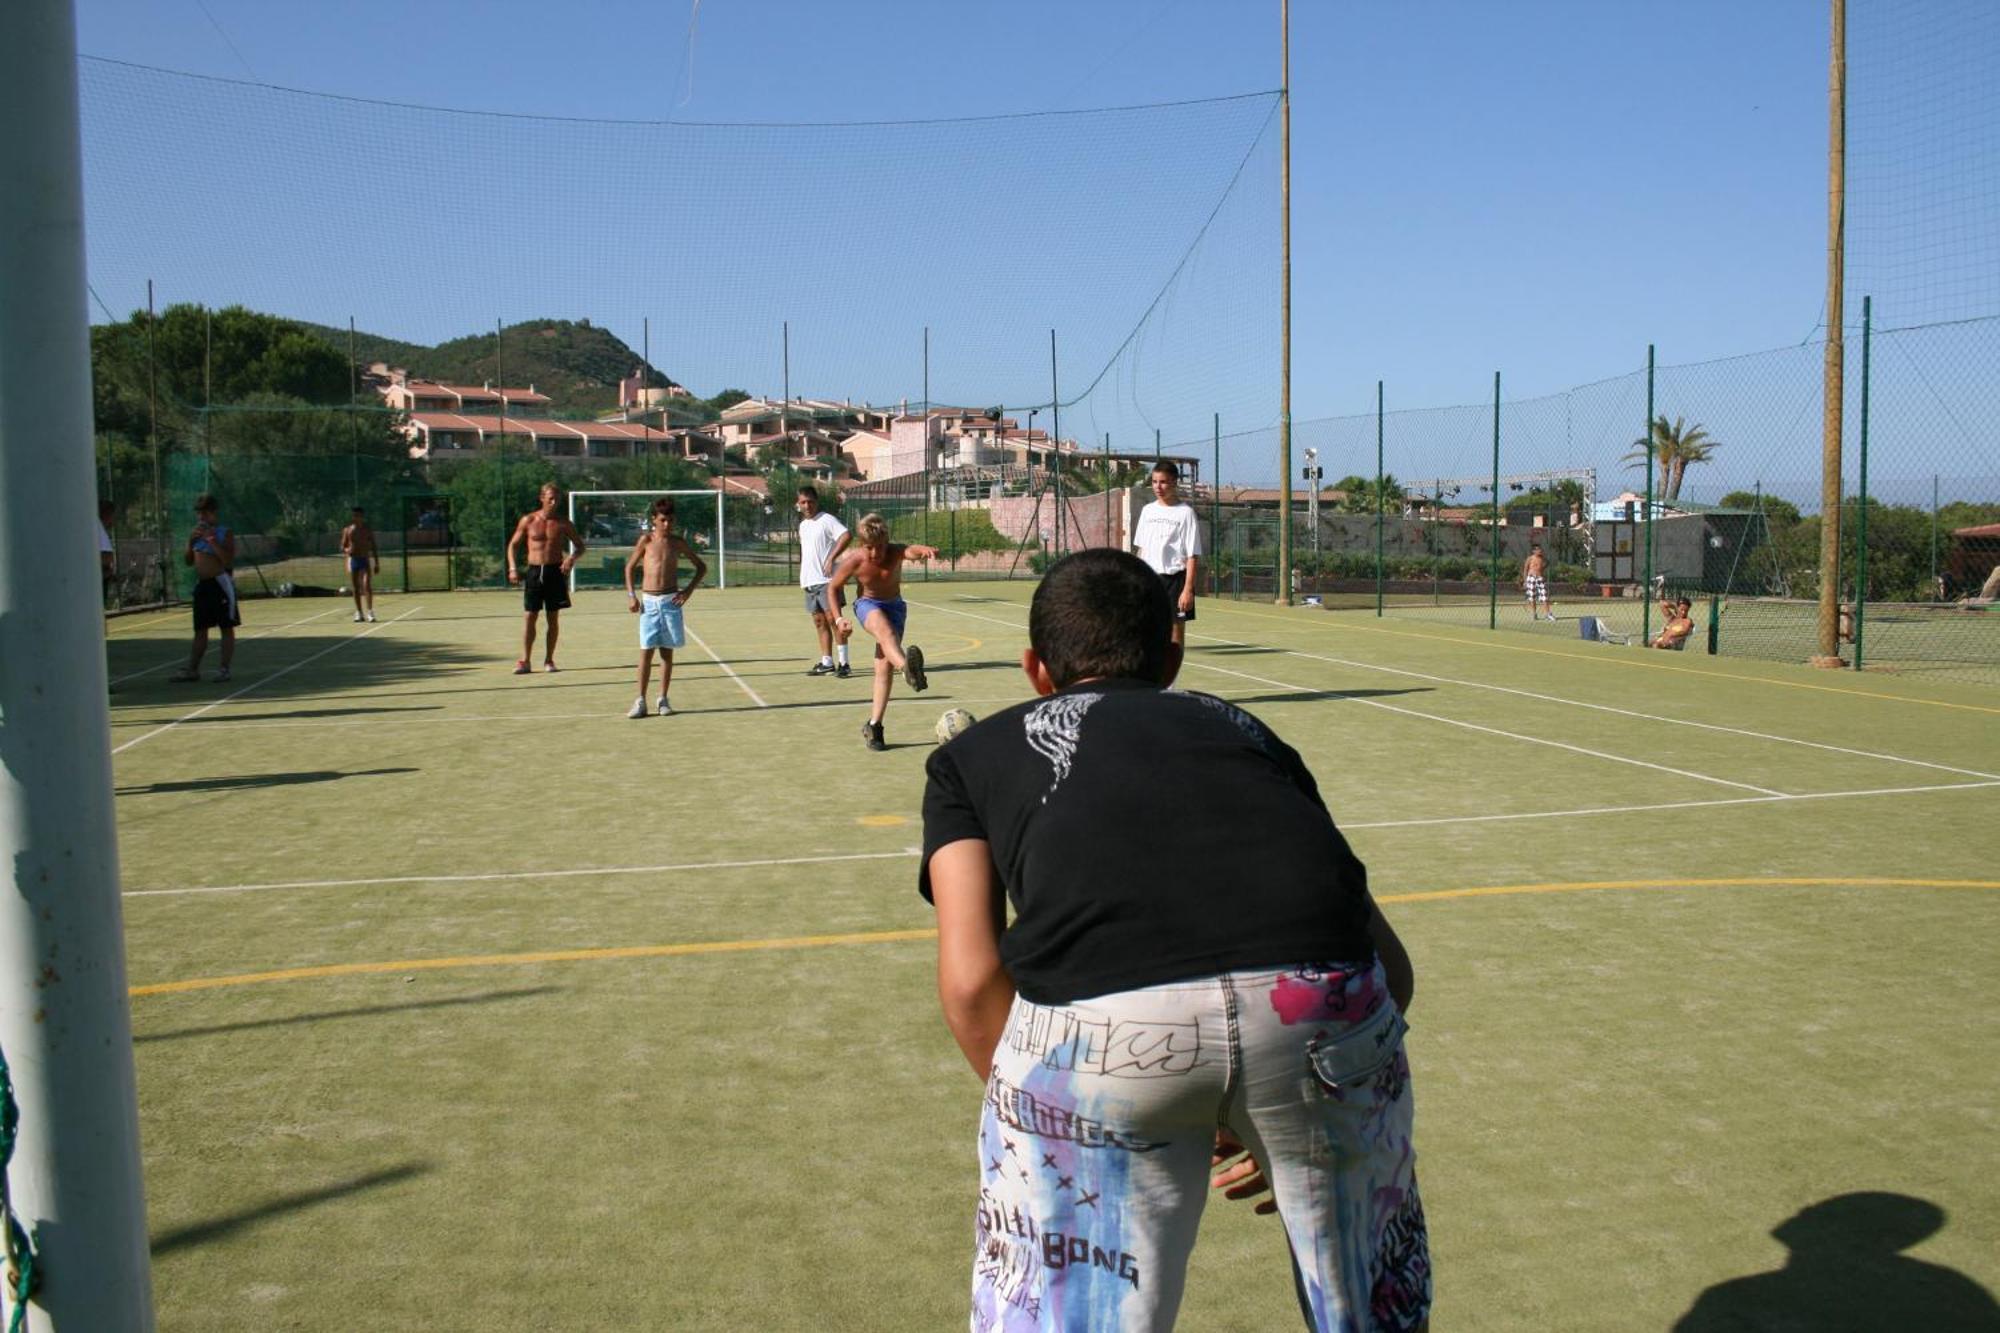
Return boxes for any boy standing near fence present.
[506,482,586,674]
[1132,460,1202,646]
[1521,543,1554,622]
[172,494,240,683]
[341,506,379,623]
[622,497,707,717]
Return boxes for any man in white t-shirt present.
[1132,460,1203,645]
[796,484,854,677]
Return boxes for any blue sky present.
[71,0,1994,496]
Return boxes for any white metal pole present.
[0,2,157,1329]
[716,486,727,590]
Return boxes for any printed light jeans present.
[969,962,1429,1332]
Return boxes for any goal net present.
[568,490,726,592]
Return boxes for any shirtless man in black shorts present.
[505,482,586,674]
[171,493,239,682]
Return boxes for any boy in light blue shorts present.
[623,496,707,717]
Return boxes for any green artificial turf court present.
[103,582,2000,1330]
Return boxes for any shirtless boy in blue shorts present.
[826,512,938,751]
[340,506,379,623]
[622,496,707,717]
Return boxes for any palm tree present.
[1624,415,1720,501]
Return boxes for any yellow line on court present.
[105,609,185,636]
[1379,876,2000,905]
[128,878,1998,998]
[130,928,941,997]
[1207,603,2000,715]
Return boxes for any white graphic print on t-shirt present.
[1023,692,1103,803]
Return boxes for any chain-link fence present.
[1176,315,2000,687]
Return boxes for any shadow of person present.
[1674,1193,2000,1331]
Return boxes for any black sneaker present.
[903,645,928,692]
[835,662,852,678]
[862,720,886,752]
[808,661,836,676]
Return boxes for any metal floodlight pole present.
[1049,329,1062,561]
[1211,414,1221,596]
[1855,294,1871,672]
[1276,0,1294,606]
[1816,0,1847,664]
[1643,345,1656,646]
[1930,473,1939,597]
[1375,380,1385,616]
[1104,433,1112,549]
[1488,371,1501,631]
[146,279,163,603]
[1,1,157,1325]
[348,315,360,506]
[922,326,929,419]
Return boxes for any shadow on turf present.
[150,1163,431,1256]
[1226,688,1433,706]
[135,986,557,1045]
[181,704,444,723]
[117,766,418,796]
[108,634,491,702]
[1673,1192,2000,1330]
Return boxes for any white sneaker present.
[353,611,364,622]
[655,697,673,715]
[366,611,377,622]
[626,698,648,718]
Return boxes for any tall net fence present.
[1197,316,1999,686]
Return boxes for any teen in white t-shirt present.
[1132,460,1203,645]
[795,484,854,676]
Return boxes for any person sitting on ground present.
[1651,597,1695,650]
[920,548,1429,1331]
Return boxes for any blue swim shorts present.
[855,596,907,640]
[639,593,686,650]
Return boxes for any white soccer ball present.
[339,586,351,595]
[935,708,977,745]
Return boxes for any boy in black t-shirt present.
[921,548,1429,1332]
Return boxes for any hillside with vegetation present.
[297,317,685,418]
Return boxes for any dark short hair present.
[797,484,820,505]
[193,493,218,513]
[651,496,676,517]
[1030,549,1172,688]
[1151,460,1180,482]
[351,506,364,515]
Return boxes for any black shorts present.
[523,564,570,613]
[192,574,241,631]
[1163,569,1194,622]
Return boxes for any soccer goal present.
[567,489,728,591]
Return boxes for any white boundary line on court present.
[1187,656,1787,795]
[686,623,767,707]
[109,605,349,686]
[1344,779,2000,830]
[126,773,2000,900]
[920,596,1999,786]
[912,599,1785,797]
[111,606,424,756]
[1191,630,2000,783]
[124,846,920,898]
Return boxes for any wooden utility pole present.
[1814,0,1847,666]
